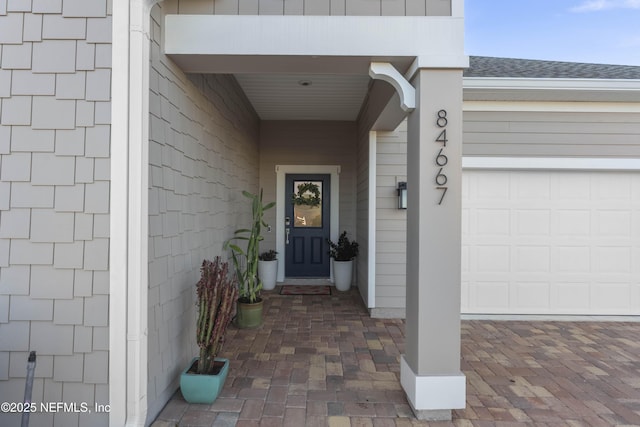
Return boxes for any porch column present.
[401,68,466,420]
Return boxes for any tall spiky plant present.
[224,189,275,304]
[196,257,238,375]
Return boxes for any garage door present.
[461,170,640,315]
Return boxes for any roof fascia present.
[464,77,640,91]
[463,77,640,102]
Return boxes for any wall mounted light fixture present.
[397,181,407,209]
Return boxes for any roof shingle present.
[465,56,640,79]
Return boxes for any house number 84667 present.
[435,109,448,205]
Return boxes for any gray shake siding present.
[167,0,451,15]
[146,3,261,421]
[0,1,112,426]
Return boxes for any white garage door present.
[461,170,640,315]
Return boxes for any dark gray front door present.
[285,174,330,277]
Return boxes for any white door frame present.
[275,165,340,282]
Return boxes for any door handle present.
[285,228,290,245]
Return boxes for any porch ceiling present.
[233,73,371,121]
[165,14,467,122]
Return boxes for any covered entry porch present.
[162,9,467,421]
[113,1,467,424]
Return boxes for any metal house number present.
[435,109,448,205]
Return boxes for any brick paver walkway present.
[152,286,640,426]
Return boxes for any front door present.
[285,174,331,277]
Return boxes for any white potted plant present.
[327,231,359,292]
[258,250,278,291]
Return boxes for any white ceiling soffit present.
[234,74,371,121]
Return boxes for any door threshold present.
[283,278,332,286]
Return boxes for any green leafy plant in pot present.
[180,257,237,404]
[224,189,275,328]
[327,231,359,292]
[258,249,278,261]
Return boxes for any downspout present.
[111,0,160,426]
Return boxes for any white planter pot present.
[258,259,278,291]
[333,259,353,292]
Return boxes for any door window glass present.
[292,181,322,228]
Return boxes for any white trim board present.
[463,100,640,113]
[400,356,466,415]
[165,15,465,59]
[462,157,640,171]
[462,314,640,322]
[367,132,377,308]
[164,15,467,73]
[275,165,340,283]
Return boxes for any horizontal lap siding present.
[168,0,451,15]
[375,122,407,309]
[464,111,640,157]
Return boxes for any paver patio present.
[152,285,640,426]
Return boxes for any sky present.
[465,0,640,66]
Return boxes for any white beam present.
[164,15,466,74]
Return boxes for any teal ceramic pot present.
[180,357,229,404]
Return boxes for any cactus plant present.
[195,257,238,375]
[224,189,275,304]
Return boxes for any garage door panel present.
[593,174,633,200]
[513,174,550,200]
[513,282,550,310]
[553,246,591,273]
[515,246,550,272]
[461,246,470,272]
[553,210,591,236]
[475,245,510,272]
[476,209,510,235]
[592,283,632,312]
[474,281,510,311]
[463,170,640,315]
[473,173,510,200]
[595,211,632,237]
[552,282,591,312]
[551,173,591,200]
[514,210,550,236]
[595,247,631,273]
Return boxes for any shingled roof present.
[465,56,640,80]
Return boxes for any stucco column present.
[401,69,466,420]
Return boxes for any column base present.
[400,356,466,421]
